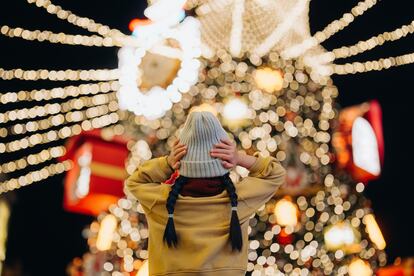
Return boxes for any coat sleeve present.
[235,153,286,221]
[124,156,174,213]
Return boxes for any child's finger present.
[213,142,232,149]
[210,148,230,154]
[173,161,180,169]
[220,138,234,146]
[210,152,231,160]
[175,149,187,159]
[175,147,187,155]
[173,142,186,150]
[221,160,233,169]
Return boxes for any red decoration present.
[128,18,152,32]
[376,257,414,276]
[59,129,130,216]
[277,228,294,245]
[332,100,384,183]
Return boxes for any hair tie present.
[168,213,174,218]
[231,206,238,211]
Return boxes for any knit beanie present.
[178,111,229,178]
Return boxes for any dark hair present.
[163,173,243,251]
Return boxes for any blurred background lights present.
[96,214,117,251]
[352,117,381,176]
[324,222,360,252]
[137,260,149,276]
[222,98,248,121]
[364,214,386,250]
[348,258,373,276]
[190,103,218,116]
[274,198,298,227]
[253,67,284,93]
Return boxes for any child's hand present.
[167,139,187,170]
[210,138,239,169]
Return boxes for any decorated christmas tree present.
[3,0,412,275]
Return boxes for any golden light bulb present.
[324,221,360,252]
[254,67,284,93]
[274,198,298,227]
[96,214,117,251]
[190,103,218,116]
[137,260,149,276]
[222,98,248,121]
[364,214,386,250]
[348,258,372,276]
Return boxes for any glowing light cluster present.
[0,68,119,81]
[282,0,378,59]
[0,26,122,47]
[117,17,201,119]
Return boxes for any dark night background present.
[1,0,413,275]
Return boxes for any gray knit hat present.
[178,111,229,178]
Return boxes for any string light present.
[26,0,126,39]
[0,25,122,47]
[253,0,309,57]
[0,91,117,125]
[282,0,378,59]
[117,17,201,119]
[306,19,414,66]
[0,146,66,174]
[0,68,119,81]
[0,81,118,104]
[229,0,245,57]
[332,51,414,75]
[0,93,117,137]
[0,160,72,195]
[0,107,119,154]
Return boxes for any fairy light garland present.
[0,93,117,137]
[0,105,119,154]
[282,0,378,59]
[0,81,118,104]
[253,0,309,57]
[26,0,126,40]
[0,146,66,174]
[0,91,117,125]
[306,19,414,66]
[332,51,414,75]
[229,0,245,57]
[0,68,119,81]
[0,160,72,194]
[0,25,122,47]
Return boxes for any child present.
[126,111,286,276]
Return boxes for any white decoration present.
[352,117,381,176]
[117,17,201,119]
[197,0,314,58]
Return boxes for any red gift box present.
[59,129,130,216]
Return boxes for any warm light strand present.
[332,51,414,75]
[0,68,119,81]
[282,0,378,59]
[0,160,72,194]
[0,106,119,154]
[0,146,66,174]
[0,91,116,126]
[307,19,414,65]
[253,0,309,57]
[0,93,117,136]
[0,25,122,47]
[26,0,126,39]
[0,81,118,104]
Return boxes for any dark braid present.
[163,175,188,248]
[222,173,243,251]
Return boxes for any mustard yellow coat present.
[125,154,286,276]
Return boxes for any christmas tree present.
[3,0,411,275]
